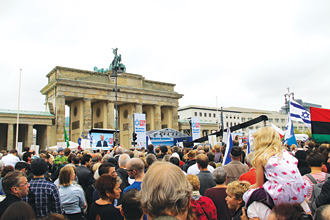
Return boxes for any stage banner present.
[134,113,147,148]
[191,117,201,141]
[208,135,217,146]
[30,145,40,155]
[17,142,23,156]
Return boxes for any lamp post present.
[110,48,123,146]
[284,87,294,114]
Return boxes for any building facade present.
[0,110,54,150]
[178,105,310,138]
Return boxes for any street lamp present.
[284,87,294,114]
[110,48,123,146]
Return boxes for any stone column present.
[27,124,34,148]
[107,101,115,129]
[46,125,52,149]
[56,95,65,142]
[149,106,155,131]
[83,98,92,138]
[155,105,161,130]
[7,124,14,150]
[135,104,142,114]
[172,105,179,130]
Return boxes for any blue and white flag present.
[247,129,256,154]
[290,99,311,128]
[222,127,234,166]
[284,113,298,146]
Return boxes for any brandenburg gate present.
[40,66,183,148]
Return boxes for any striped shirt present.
[302,172,327,200]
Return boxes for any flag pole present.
[15,69,22,150]
[216,96,220,143]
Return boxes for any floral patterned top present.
[243,150,310,206]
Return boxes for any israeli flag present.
[222,127,234,166]
[290,99,311,128]
[284,113,298,146]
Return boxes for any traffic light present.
[133,132,137,141]
[132,132,137,146]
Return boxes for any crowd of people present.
[0,126,329,220]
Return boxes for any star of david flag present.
[290,99,311,128]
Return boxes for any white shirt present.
[1,154,20,168]
[187,164,214,175]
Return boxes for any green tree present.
[304,128,312,139]
[294,128,302,134]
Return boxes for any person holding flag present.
[222,128,249,185]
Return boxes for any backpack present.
[305,173,330,214]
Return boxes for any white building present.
[178,105,309,136]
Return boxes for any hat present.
[230,146,242,157]
[58,147,64,153]
[30,158,48,176]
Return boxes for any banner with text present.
[134,113,147,148]
[191,117,201,141]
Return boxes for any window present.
[299,127,303,130]
[194,112,197,116]
[234,122,236,126]
[242,118,245,122]
[293,126,297,129]
[237,116,240,119]
[242,128,246,131]
[269,118,273,122]
[213,114,216,118]
[282,126,286,130]
[200,112,202,117]
[178,115,180,119]
[230,122,232,127]
[234,116,236,119]
[249,126,253,130]
[256,126,259,129]
[209,113,211,117]
[226,115,228,118]
[275,118,279,123]
[204,113,207,117]
[226,122,229,127]
[230,115,232,119]
[281,119,285,123]
[248,118,252,120]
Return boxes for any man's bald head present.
[119,154,130,167]
[127,158,145,173]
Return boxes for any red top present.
[190,196,217,220]
[239,167,257,185]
